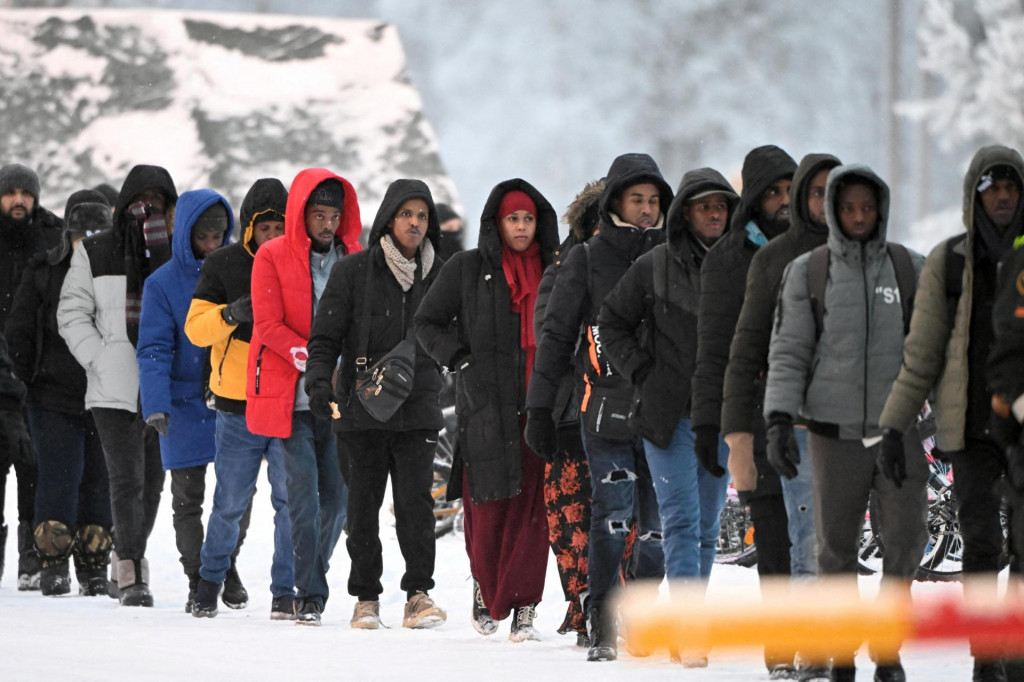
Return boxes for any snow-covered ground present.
[0,465,976,681]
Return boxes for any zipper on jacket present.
[217,336,233,388]
[861,244,870,436]
[254,344,266,395]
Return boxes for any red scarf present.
[501,241,543,389]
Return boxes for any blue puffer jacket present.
[138,189,234,470]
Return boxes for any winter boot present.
[0,523,7,583]
[973,659,1007,682]
[185,572,200,613]
[352,600,382,629]
[403,592,446,629]
[586,605,617,662]
[471,578,498,635]
[830,664,856,682]
[221,563,248,609]
[17,522,42,590]
[509,604,541,642]
[106,549,121,599]
[117,557,154,607]
[294,598,323,626]
[191,578,220,618]
[271,594,296,621]
[73,525,112,597]
[873,661,905,682]
[34,521,74,597]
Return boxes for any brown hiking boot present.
[351,600,382,629]
[403,591,446,629]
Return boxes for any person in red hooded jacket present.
[237,168,361,626]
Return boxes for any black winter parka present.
[415,179,559,503]
[0,206,63,329]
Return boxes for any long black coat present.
[415,178,559,503]
[0,206,63,328]
[306,179,444,434]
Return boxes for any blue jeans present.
[781,428,817,576]
[200,411,294,597]
[581,424,664,610]
[279,411,346,608]
[644,418,730,581]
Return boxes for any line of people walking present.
[0,144,1023,682]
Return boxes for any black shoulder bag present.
[354,257,417,422]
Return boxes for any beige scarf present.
[381,233,435,292]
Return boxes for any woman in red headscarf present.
[415,180,559,642]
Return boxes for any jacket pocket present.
[254,345,266,396]
[455,355,487,416]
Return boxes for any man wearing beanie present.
[434,202,465,262]
[5,189,114,597]
[58,164,177,607]
[0,162,63,590]
[243,169,361,625]
[186,178,294,620]
[525,153,673,661]
[136,190,243,615]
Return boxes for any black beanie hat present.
[93,183,120,207]
[193,203,229,236]
[435,203,460,224]
[307,180,345,210]
[0,163,40,200]
[65,189,113,241]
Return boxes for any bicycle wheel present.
[715,488,758,567]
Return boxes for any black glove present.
[877,428,906,488]
[0,411,34,467]
[145,412,170,437]
[221,295,253,325]
[990,410,1022,449]
[692,425,725,477]
[1006,441,1024,493]
[308,383,337,421]
[524,408,558,463]
[765,412,800,480]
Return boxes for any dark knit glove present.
[692,425,725,477]
[0,411,34,467]
[308,384,337,421]
[221,295,253,325]
[524,408,558,463]
[877,428,906,489]
[145,412,170,437]
[766,412,799,480]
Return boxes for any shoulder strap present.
[886,243,917,335]
[945,234,967,327]
[806,244,830,341]
[355,255,374,367]
[652,244,667,301]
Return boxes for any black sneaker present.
[295,599,322,626]
[973,660,1008,682]
[40,561,71,597]
[471,579,497,635]
[873,662,905,682]
[77,569,109,597]
[271,594,296,621]
[191,578,221,618]
[586,606,617,662]
[769,663,798,679]
[222,565,248,610]
[184,573,199,613]
[798,663,832,681]
[576,632,591,648]
[509,604,541,642]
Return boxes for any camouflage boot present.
[73,525,112,597]
[34,521,74,596]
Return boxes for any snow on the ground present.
[0,465,975,681]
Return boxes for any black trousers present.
[339,429,436,601]
[171,464,251,576]
[91,408,164,560]
[749,493,792,577]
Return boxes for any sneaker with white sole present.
[352,600,382,629]
[403,592,446,629]
[471,579,498,635]
[509,604,541,642]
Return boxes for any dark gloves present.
[308,383,337,421]
[145,412,170,437]
[877,428,906,489]
[765,412,800,480]
[221,295,253,326]
[524,408,558,463]
[0,411,34,467]
[990,410,1022,449]
[692,425,725,477]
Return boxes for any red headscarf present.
[500,235,543,389]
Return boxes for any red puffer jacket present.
[246,168,362,438]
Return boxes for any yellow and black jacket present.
[184,178,287,414]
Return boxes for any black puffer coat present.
[0,204,63,329]
[306,179,444,434]
[527,153,673,413]
[415,179,559,503]
[600,168,738,448]
[690,145,796,432]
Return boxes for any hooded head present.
[790,154,842,236]
[92,183,120,209]
[283,168,362,257]
[665,168,738,256]
[0,163,41,228]
[238,178,288,254]
[171,189,234,273]
[116,164,178,232]
[961,146,1024,263]
[597,153,674,231]
[64,189,112,243]
[824,165,890,256]
[731,145,797,239]
[368,179,440,255]
[477,179,559,266]
[563,179,605,245]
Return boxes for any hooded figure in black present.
[522,153,673,662]
[5,189,114,597]
[306,179,446,631]
[415,178,558,641]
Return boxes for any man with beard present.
[0,163,62,590]
[689,145,797,674]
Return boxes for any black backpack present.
[806,242,917,340]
